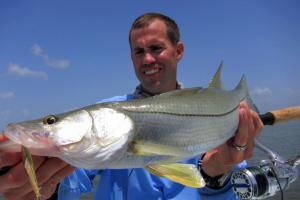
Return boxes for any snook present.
[1,65,252,188]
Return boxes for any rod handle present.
[260,105,300,125]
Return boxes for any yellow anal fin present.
[22,146,42,200]
[130,140,190,157]
[145,163,205,188]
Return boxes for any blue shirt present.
[58,94,244,200]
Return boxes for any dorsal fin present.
[235,74,248,92]
[234,75,259,112]
[208,61,225,89]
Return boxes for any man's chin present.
[141,82,163,94]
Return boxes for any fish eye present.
[43,115,59,125]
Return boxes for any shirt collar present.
[132,82,182,99]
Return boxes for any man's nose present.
[143,52,156,64]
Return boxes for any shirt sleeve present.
[58,169,100,200]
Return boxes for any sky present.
[0,0,299,130]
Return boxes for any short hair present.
[129,12,180,47]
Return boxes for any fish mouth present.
[4,123,54,150]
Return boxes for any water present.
[1,121,299,200]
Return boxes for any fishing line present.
[270,167,284,200]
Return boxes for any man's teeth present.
[144,69,159,75]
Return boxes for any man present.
[0,13,263,200]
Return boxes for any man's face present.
[130,19,184,94]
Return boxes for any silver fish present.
[1,63,251,188]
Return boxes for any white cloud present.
[31,43,70,69]
[8,63,48,79]
[32,43,43,55]
[0,91,15,100]
[46,58,71,69]
[250,87,272,96]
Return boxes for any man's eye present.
[151,46,163,53]
[134,50,144,55]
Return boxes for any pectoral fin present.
[145,163,205,188]
[130,140,190,157]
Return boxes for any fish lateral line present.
[122,105,240,118]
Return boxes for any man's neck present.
[133,82,181,99]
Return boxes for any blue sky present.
[0,0,299,130]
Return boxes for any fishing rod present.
[232,105,300,200]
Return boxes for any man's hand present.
[201,101,264,177]
[0,135,75,200]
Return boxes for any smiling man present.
[0,13,263,200]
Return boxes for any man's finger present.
[251,110,264,137]
[0,156,44,192]
[0,152,22,168]
[0,134,8,143]
[36,158,70,185]
[1,156,46,197]
[234,104,249,147]
[40,165,75,199]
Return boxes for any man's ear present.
[175,42,184,61]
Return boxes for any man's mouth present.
[143,66,162,76]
